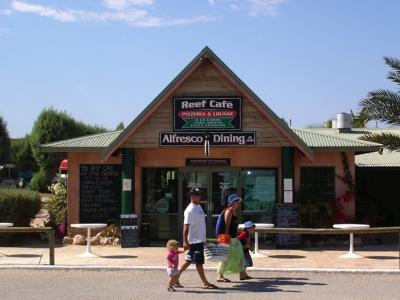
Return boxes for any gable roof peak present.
[101,47,314,161]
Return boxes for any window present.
[240,169,277,223]
[300,167,335,201]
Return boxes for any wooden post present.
[48,229,55,265]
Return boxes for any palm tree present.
[359,56,400,151]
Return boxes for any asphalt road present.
[0,269,399,300]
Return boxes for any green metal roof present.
[356,148,400,167]
[41,130,122,152]
[292,128,382,152]
[296,127,400,167]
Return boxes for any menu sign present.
[174,97,241,131]
[160,132,255,146]
[275,203,301,248]
[80,164,121,223]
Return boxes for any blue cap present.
[227,194,241,206]
[244,221,255,229]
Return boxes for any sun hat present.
[227,193,241,206]
[188,187,201,196]
[244,221,256,229]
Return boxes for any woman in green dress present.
[216,194,244,282]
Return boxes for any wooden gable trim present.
[100,56,204,162]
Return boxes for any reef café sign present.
[173,97,241,131]
[162,97,255,147]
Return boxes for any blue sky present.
[0,0,399,138]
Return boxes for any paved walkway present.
[0,244,399,269]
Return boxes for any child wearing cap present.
[237,221,255,280]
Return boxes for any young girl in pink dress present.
[166,239,184,291]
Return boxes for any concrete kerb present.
[0,265,399,274]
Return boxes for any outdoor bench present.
[0,227,55,265]
[254,226,400,268]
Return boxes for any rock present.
[63,236,73,245]
[100,237,113,245]
[90,236,101,246]
[113,238,120,246]
[73,234,87,245]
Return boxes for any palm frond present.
[350,109,367,128]
[359,89,400,125]
[384,56,400,72]
[360,132,400,151]
[387,70,400,86]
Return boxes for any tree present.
[10,135,38,172]
[115,122,125,130]
[359,56,400,150]
[30,108,107,189]
[0,115,11,165]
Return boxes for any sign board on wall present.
[160,132,255,146]
[174,97,242,131]
[79,164,121,223]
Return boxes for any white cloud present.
[11,1,78,22]
[246,0,286,16]
[103,0,155,10]
[9,1,214,27]
[1,9,13,15]
[207,0,286,16]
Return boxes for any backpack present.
[215,210,226,236]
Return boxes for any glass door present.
[180,169,209,217]
[180,168,239,238]
[210,170,238,237]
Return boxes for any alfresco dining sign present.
[174,97,241,131]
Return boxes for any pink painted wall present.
[294,150,356,220]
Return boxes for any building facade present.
[42,47,381,241]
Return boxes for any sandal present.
[217,278,231,282]
[167,287,176,292]
[173,283,184,288]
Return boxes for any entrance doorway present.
[179,168,240,237]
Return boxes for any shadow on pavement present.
[268,255,306,259]
[365,256,399,260]
[5,254,43,258]
[101,255,137,259]
[180,277,326,294]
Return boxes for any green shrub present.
[0,188,41,226]
[30,168,51,192]
[44,181,67,226]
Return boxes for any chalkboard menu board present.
[80,164,122,223]
[275,203,301,248]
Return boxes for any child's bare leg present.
[167,276,176,291]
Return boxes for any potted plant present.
[44,181,67,238]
